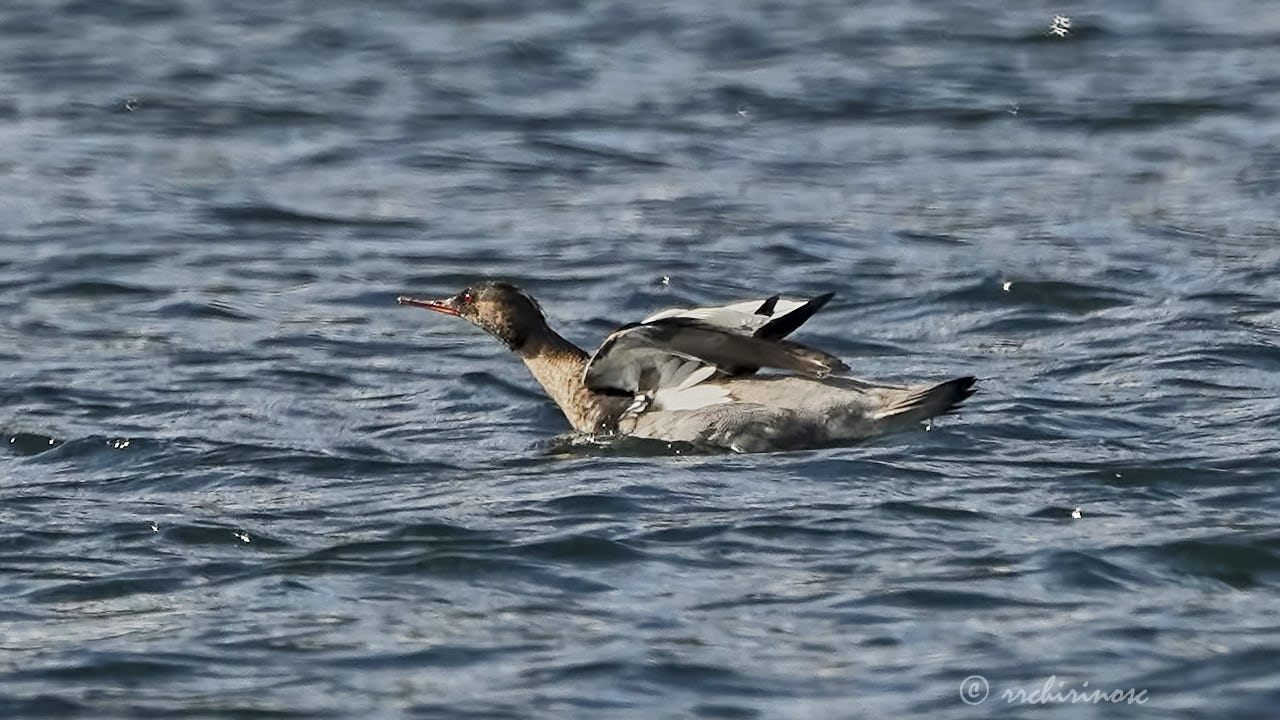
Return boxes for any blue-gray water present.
[4,0,1280,717]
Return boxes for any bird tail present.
[874,376,977,425]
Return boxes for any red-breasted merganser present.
[397,282,976,453]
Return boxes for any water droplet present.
[1048,14,1071,37]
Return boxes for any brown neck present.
[518,328,618,433]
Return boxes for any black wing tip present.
[756,295,781,316]
[753,291,836,341]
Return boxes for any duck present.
[397,282,976,453]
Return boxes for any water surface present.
[3,1,1280,717]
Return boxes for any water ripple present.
[3,0,1279,717]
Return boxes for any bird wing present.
[641,293,833,340]
[583,318,847,398]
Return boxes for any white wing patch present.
[643,298,808,334]
[652,363,727,411]
[653,382,730,411]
